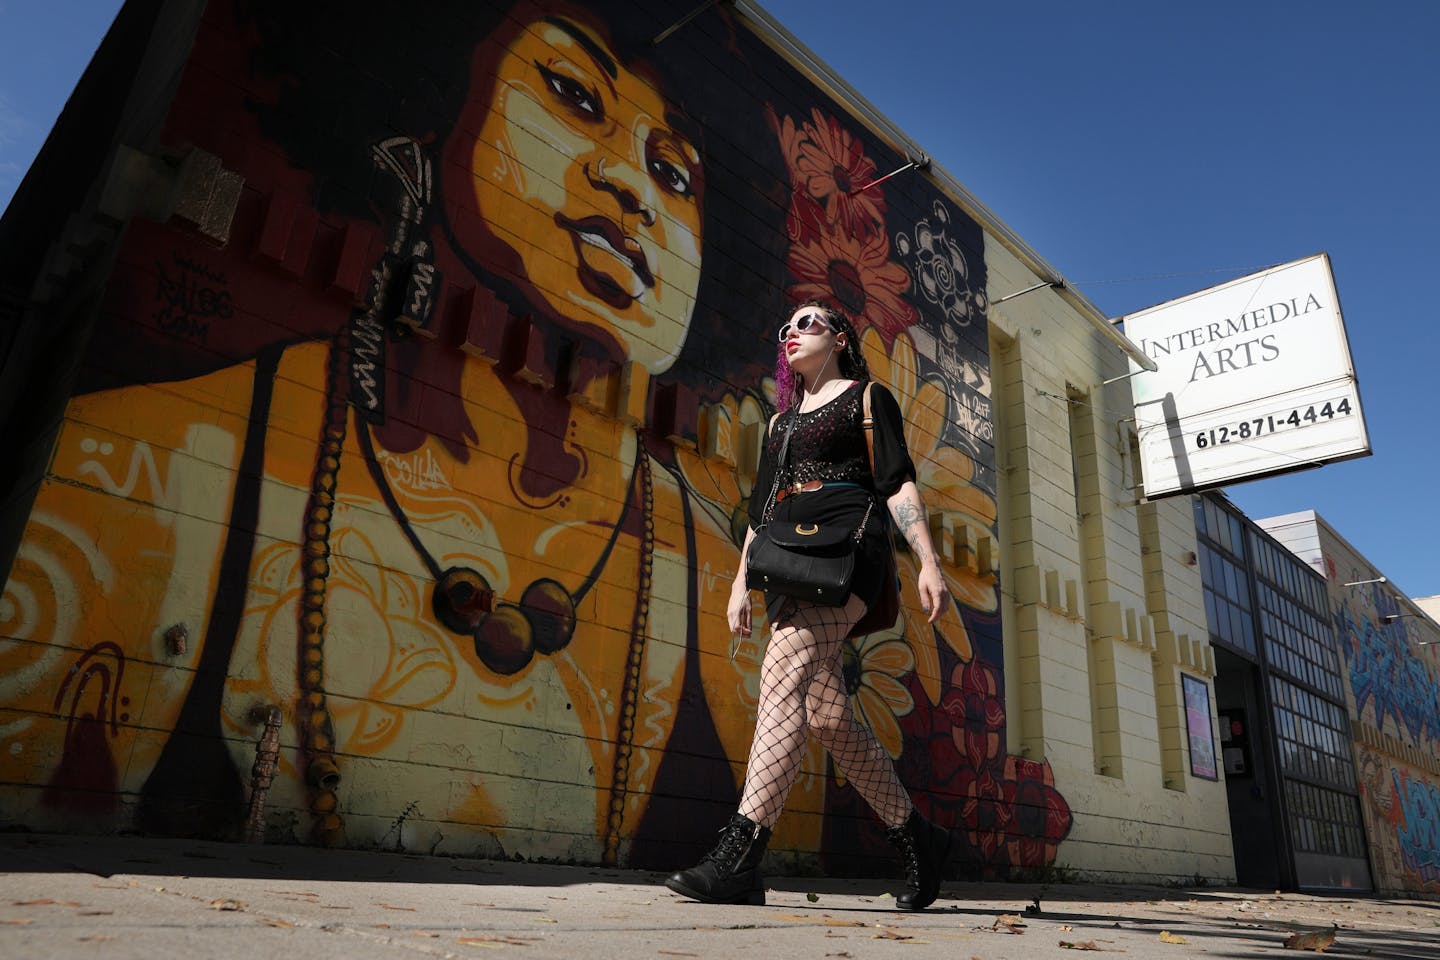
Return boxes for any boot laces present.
[702,819,753,867]
[887,823,922,889]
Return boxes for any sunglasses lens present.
[779,314,827,342]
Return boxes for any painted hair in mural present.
[0,0,1069,875]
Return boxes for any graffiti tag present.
[378,448,451,492]
[153,253,233,343]
[1338,601,1440,750]
[1394,768,1440,886]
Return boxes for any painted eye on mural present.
[646,137,699,199]
[648,156,690,197]
[535,62,602,120]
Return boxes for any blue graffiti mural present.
[1336,596,1440,749]
[1393,768,1440,887]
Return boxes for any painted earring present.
[433,568,577,676]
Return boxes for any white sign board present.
[1123,254,1369,498]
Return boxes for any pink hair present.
[774,340,799,412]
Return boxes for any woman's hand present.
[916,560,949,624]
[728,579,753,637]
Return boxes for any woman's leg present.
[802,604,949,910]
[736,597,862,828]
[805,637,913,828]
[666,599,856,905]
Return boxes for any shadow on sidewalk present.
[1,832,659,888]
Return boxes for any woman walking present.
[666,302,953,909]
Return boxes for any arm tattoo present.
[904,533,931,565]
[893,500,932,564]
[893,501,924,533]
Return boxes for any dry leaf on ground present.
[1284,928,1338,952]
[994,914,1028,934]
[378,903,416,911]
[1159,930,1188,944]
[658,952,700,957]
[1059,941,1105,951]
[209,898,244,911]
[873,926,913,941]
[13,899,82,907]
[257,917,294,928]
[0,919,33,926]
[807,892,820,902]
[78,935,114,943]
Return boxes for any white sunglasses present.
[777,312,833,342]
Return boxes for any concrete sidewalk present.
[1,834,1437,959]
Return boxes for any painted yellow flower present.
[842,633,916,762]
[675,384,776,547]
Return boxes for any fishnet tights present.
[737,596,913,831]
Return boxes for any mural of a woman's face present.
[465,9,703,373]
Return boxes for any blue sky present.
[757,0,1438,599]
[2,1,1435,597]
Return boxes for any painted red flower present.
[767,106,887,241]
[1003,756,1073,868]
[960,770,1011,862]
[787,228,918,343]
[941,660,1005,773]
[794,108,886,239]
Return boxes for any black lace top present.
[781,383,870,486]
[748,380,916,530]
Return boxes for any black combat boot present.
[886,808,951,911]
[665,813,772,905]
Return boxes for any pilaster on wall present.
[1137,495,1215,789]
[994,331,1042,759]
[1067,385,1164,781]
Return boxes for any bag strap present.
[862,381,876,475]
[760,406,799,526]
[861,381,897,555]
